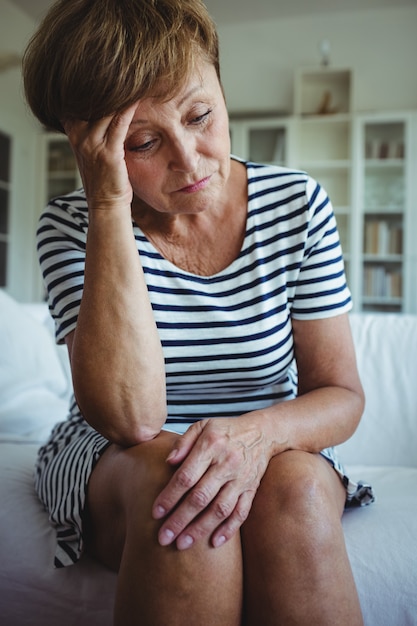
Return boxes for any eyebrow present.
[129,84,205,127]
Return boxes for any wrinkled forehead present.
[128,59,219,122]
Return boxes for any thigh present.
[84,430,178,571]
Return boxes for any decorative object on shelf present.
[365,139,405,160]
[295,68,352,116]
[316,90,339,115]
[318,39,331,67]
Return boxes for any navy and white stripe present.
[37,162,351,431]
[35,161,373,567]
[34,399,110,567]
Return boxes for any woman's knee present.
[245,450,346,547]
[260,450,343,507]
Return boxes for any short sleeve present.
[290,176,352,320]
[36,191,88,343]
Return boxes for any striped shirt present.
[37,161,351,433]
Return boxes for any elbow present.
[93,409,167,448]
[110,422,165,448]
[75,391,167,448]
[117,405,168,447]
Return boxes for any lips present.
[178,176,211,194]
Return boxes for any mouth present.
[177,176,211,194]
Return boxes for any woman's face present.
[124,58,231,217]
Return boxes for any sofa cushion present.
[343,465,417,625]
[0,290,70,441]
[338,314,417,468]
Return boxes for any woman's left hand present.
[152,416,276,550]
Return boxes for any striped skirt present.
[34,412,374,568]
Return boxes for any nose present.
[168,133,199,173]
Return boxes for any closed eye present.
[190,109,212,125]
[129,139,157,153]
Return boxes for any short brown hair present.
[23,0,220,133]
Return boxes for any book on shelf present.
[364,220,403,255]
[363,266,402,299]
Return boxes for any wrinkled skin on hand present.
[63,104,138,212]
[152,415,279,550]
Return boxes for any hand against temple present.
[152,416,274,550]
[63,103,138,211]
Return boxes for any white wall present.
[217,6,417,114]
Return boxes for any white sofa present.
[1,289,416,626]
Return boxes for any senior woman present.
[23,0,373,624]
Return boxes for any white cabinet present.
[229,73,417,312]
[230,116,292,166]
[40,133,82,205]
[230,68,355,289]
[29,133,82,302]
[353,112,417,312]
[293,114,353,282]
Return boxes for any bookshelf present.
[355,113,415,312]
[229,71,417,312]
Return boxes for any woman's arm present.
[151,313,364,549]
[64,107,167,447]
[275,313,364,452]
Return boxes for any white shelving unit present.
[230,67,355,295]
[40,134,82,206]
[353,112,417,312]
[230,116,293,167]
[293,114,353,283]
[229,68,417,313]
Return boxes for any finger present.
[210,490,255,548]
[106,101,139,151]
[156,468,225,547]
[166,420,207,465]
[152,421,209,519]
[63,102,138,150]
[152,442,214,523]
[173,486,256,551]
[62,118,74,135]
[174,481,240,550]
[62,118,91,145]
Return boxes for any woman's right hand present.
[61,103,167,447]
[63,103,138,212]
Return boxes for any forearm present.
[71,208,167,446]
[253,384,364,461]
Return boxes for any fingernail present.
[166,449,178,462]
[159,528,175,546]
[214,535,226,548]
[153,505,166,519]
[178,535,194,550]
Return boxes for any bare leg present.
[241,450,363,626]
[85,431,242,626]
